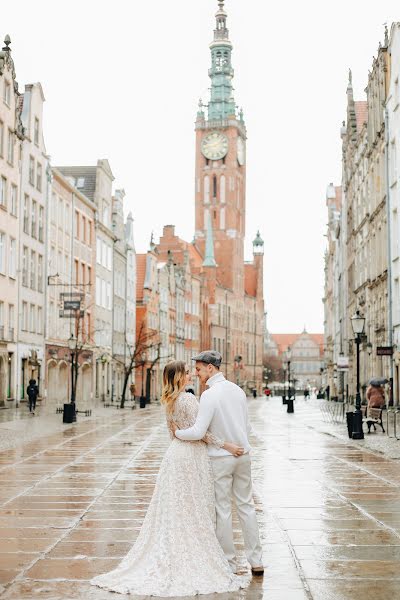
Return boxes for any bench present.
[361,406,385,434]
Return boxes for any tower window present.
[213,176,217,199]
[206,158,209,166]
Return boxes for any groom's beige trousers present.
[211,453,263,569]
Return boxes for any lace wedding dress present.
[90,392,245,597]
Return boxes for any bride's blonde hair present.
[161,361,187,413]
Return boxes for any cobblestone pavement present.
[1,398,400,599]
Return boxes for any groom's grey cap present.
[192,350,222,367]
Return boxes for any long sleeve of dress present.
[167,393,224,448]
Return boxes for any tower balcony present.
[195,118,247,138]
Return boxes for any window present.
[8,238,16,278]
[96,237,101,264]
[0,302,4,336]
[22,302,28,331]
[29,156,35,185]
[87,265,92,286]
[7,129,14,165]
[103,205,109,226]
[0,176,6,207]
[30,304,35,332]
[213,175,217,199]
[0,120,3,156]
[81,263,85,285]
[96,276,101,305]
[0,233,5,274]
[31,200,37,238]
[34,117,39,146]
[81,216,86,242]
[8,304,14,340]
[37,307,42,334]
[22,246,28,286]
[30,251,36,289]
[10,184,17,216]
[36,163,42,192]
[58,197,63,226]
[3,81,10,105]
[75,211,79,238]
[106,282,111,309]
[38,206,44,241]
[87,220,92,244]
[23,195,29,233]
[37,255,43,291]
[75,259,79,284]
[107,245,112,270]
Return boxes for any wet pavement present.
[0,397,400,599]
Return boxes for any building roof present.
[56,166,97,201]
[271,333,324,356]
[354,101,368,132]
[244,263,256,297]
[136,254,147,301]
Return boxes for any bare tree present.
[113,322,161,408]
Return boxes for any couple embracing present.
[91,350,263,597]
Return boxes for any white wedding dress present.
[90,392,246,597]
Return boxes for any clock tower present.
[195,0,247,293]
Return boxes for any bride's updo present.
[161,361,186,413]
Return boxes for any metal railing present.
[319,399,350,424]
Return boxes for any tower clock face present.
[201,132,229,160]
[237,136,245,166]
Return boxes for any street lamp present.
[351,311,365,440]
[140,351,147,409]
[286,346,294,413]
[282,354,288,404]
[65,334,77,423]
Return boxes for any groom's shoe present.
[251,566,264,576]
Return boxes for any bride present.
[90,360,247,597]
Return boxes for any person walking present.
[174,350,264,577]
[366,384,385,410]
[27,379,39,415]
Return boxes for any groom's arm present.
[175,393,215,441]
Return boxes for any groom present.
[174,350,264,576]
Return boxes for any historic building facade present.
[45,168,96,406]
[17,82,49,403]
[192,0,264,390]
[325,33,392,401]
[0,36,24,406]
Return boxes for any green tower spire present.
[208,0,236,121]
[203,212,217,267]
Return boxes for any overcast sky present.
[3,0,399,333]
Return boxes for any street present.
[0,398,400,599]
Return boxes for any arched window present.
[213,175,217,199]
[220,175,226,203]
[204,176,210,203]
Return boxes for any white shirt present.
[175,372,254,457]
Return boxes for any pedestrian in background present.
[27,379,39,415]
[366,384,385,410]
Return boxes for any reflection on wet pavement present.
[0,397,400,599]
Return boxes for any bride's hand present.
[223,442,245,457]
[171,421,179,435]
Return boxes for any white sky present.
[3,0,399,333]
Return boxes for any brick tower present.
[194,0,247,294]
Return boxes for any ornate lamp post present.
[282,353,288,404]
[351,311,365,440]
[65,334,77,423]
[140,351,147,409]
[286,346,294,413]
